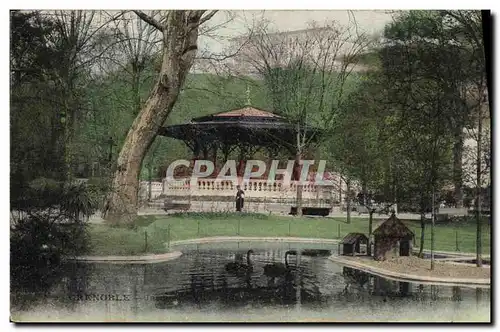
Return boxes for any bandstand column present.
[236,146,247,185]
[211,144,218,173]
[193,140,201,159]
[202,146,209,160]
[292,151,301,181]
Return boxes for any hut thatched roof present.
[372,214,414,238]
[341,232,368,244]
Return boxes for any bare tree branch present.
[133,10,164,31]
[199,10,218,27]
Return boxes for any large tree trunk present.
[453,128,464,208]
[103,11,205,224]
[104,87,178,223]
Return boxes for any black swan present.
[263,250,297,278]
[225,250,254,274]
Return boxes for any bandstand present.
[157,105,342,212]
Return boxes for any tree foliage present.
[325,10,489,260]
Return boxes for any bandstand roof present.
[193,106,284,122]
[158,106,320,151]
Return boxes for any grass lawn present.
[86,212,491,256]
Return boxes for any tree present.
[10,10,67,189]
[97,11,163,203]
[443,10,489,267]
[105,10,162,116]
[44,10,122,180]
[383,10,489,264]
[240,20,371,216]
[383,10,483,209]
[378,10,492,262]
[327,71,396,245]
[379,55,454,259]
[103,10,219,223]
[11,10,126,185]
[463,90,490,267]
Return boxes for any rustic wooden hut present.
[341,233,368,256]
[373,213,414,261]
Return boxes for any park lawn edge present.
[85,213,490,256]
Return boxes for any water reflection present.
[153,249,327,309]
[10,242,491,322]
[338,266,484,306]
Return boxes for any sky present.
[210,10,395,34]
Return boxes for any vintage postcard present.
[9,8,491,323]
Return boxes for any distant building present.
[195,26,375,77]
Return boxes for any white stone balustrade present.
[139,181,164,200]
[162,177,333,201]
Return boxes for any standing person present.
[236,185,245,212]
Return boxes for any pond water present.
[11,241,491,322]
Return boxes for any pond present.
[11,241,491,322]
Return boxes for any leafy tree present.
[327,72,396,245]
[382,10,488,264]
[10,10,66,193]
[10,10,121,185]
[383,10,487,208]
[45,10,120,180]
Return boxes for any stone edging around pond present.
[413,248,491,259]
[70,251,183,264]
[68,237,338,264]
[68,237,486,265]
[329,255,490,287]
[170,236,340,246]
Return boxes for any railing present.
[139,181,163,200]
[162,178,333,201]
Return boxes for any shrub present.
[10,178,97,292]
[86,177,111,211]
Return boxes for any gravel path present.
[342,256,490,280]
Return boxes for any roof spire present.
[245,83,251,105]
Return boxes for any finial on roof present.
[245,83,251,106]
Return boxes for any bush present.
[12,177,98,219]
[10,178,97,292]
[86,177,111,210]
